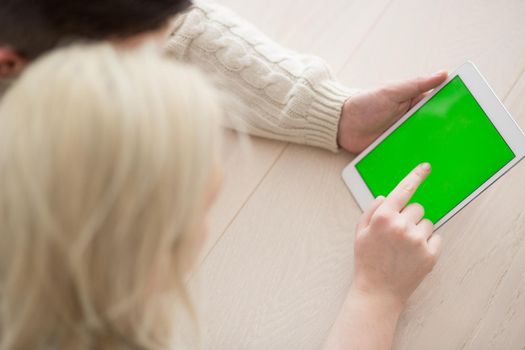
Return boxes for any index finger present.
[383,163,431,211]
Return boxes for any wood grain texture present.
[217,0,392,74]
[193,145,357,349]
[338,0,525,92]
[198,131,285,263]
[187,0,525,349]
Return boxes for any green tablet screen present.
[355,76,515,223]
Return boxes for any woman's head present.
[0,43,222,349]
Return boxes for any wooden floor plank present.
[338,0,525,94]
[201,131,285,263]
[218,0,392,72]
[194,146,357,349]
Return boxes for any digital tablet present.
[342,62,525,229]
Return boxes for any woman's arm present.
[324,163,442,349]
[324,288,403,350]
[165,1,355,152]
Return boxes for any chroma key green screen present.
[355,76,515,223]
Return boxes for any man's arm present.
[165,1,355,152]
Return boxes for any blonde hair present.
[0,43,221,349]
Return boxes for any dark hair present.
[0,0,192,59]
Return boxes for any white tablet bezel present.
[342,61,525,229]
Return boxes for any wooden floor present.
[183,1,525,349]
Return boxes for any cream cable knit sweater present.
[165,1,356,152]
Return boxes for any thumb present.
[386,70,448,102]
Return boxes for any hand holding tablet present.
[343,62,525,229]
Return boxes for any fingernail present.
[433,70,446,77]
[421,162,431,172]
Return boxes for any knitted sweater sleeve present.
[164,1,357,152]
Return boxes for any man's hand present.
[337,71,448,154]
